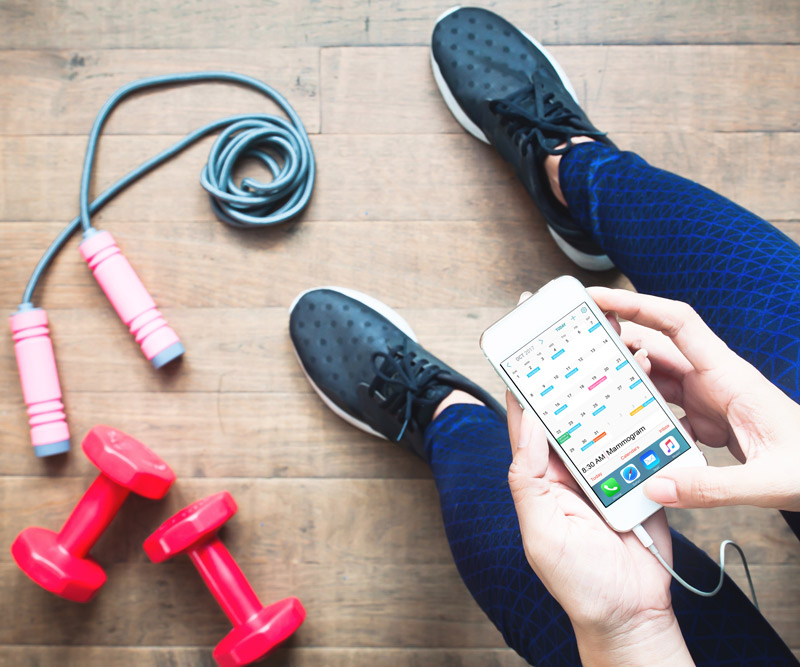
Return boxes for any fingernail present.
[605,310,619,321]
[638,348,649,359]
[647,477,677,503]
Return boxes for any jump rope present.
[9,72,758,621]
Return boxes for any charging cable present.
[10,71,315,457]
[632,523,759,609]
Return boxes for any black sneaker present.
[431,6,616,271]
[289,287,505,459]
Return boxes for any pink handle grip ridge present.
[9,307,70,457]
[79,230,184,368]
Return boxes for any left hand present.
[506,293,692,665]
[507,393,673,632]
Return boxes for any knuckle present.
[662,302,695,338]
[689,476,722,506]
[508,464,524,490]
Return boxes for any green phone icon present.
[601,477,621,497]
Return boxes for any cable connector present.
[633,523,758,609]
[9,306,70,457]
[79,230,184,368]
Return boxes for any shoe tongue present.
[374,354,455,432]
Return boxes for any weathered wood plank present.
[0,478,453,565]
[0,562,505,648]
[1,133,798,226]
[1,478,797,649]
[0,50,320,136]
[0,0,797,49]
[1,558,795,648]
[0,303,523,394]
[321,46,800,135]
[0,220,629,310]
[5,46,796,137]
[0,392,433,480]
[1,447,797,568]
[0,646,529,667]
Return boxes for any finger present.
[505,390,523,455]
[605,311,621,336]
[633,347,651,376]
[518,291,532,305]
[588,287,732,372]
[647,369,685,405]
[620,321,693,380]
[679,416,696,441]
[630,345,689,405]
[644,461,796,510]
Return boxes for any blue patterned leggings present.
[424,143,800,665]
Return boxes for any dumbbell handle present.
[59,474,129,558]
[189,536,263,627]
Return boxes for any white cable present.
[632,524,759,610]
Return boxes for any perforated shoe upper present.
[431,6,615,260]
[290,288,504,458]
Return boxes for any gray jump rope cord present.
[22,71,315,305]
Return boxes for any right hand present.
[589,287,800,512]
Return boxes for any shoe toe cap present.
[432,8,551,123]
[289,288,409,417]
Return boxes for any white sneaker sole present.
[289,286,418,440]
[431,6,614,272]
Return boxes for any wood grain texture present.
[1,0,797,48]
[0,50,321,136]
[322,46,800,134]
[1,0,799,664]
[1,478,797,648]
[0,647,528,667]
[0,221,630,309]
[1,132,799,227]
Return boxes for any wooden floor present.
[1,1,798,665]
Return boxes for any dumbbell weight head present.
[82,425,175,499]
[213,597,306,667]
[144,491,237,561]
[11,425,175,602]
[144,492,305,667]
[11,526,106,602]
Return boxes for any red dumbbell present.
[144,491,305,667]
[11,425,175,602]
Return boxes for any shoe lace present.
[489,79,605,157]
[368,339,451,442]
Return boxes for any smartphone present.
[480,276,707,532]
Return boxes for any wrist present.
[573,608,692,667]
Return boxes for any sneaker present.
[431,6,616,271]
[289,287,505,459]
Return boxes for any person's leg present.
[429,5,799,659]
[556,142,800,405]
[426,402,799,666]
[554,142,800,538]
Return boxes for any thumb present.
[644,462,768,509]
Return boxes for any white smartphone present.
[480,276,707,532]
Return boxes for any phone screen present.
[501,302,692,506]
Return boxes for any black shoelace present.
[489,79,605,157]
[368,339,453,441]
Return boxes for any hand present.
[506,293,692,667]
[589,287,800,512]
